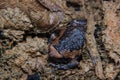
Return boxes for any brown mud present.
[0,0,120,80]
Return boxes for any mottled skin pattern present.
[54,27,85,53]
[49,20,86,70]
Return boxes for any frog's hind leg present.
[50,51,81,70]
[49,59,79,70]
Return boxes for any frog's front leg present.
[49,27,66,45]
[49,45,62,58]
[49,59,79,70]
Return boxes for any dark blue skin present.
[49,19,86,70]
[27,73,40,80]
[54,26,85,53]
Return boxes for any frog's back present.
[54,26,85,53]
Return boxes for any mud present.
[0,0,120,80]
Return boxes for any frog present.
[48,19,87,70]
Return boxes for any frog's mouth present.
[49,45,62,58]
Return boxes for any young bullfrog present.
[49,19,87,70]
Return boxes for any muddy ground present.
[0,0,120,80]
